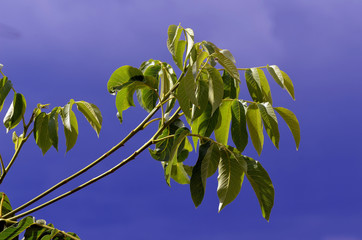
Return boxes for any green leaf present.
[191,79,208,121]
[184,28,194,60]
[244,156,274,221]
[140,59,161,78]
[202,41,240,82]
[245,68,263,102]
[61,99,75,132]
[170,162,190,185]
[258,69,273,104]
[281,70,295,100]
[115,80,155,123]
[107,65,144,94]
[24,224,49,240]
[0,77,12,112]
[274,107,300,150]
[190,142,220,207]
[136,76,159,112]
[61,109,78,153]
[0,216,34,240]
[167,24,183,57]
[12,131,23,150]
[231,99,248,152]
[34,113,52,155]
[258,103,279,149]
[222,71,239,99]
[206,66,224,114]
[197,103,219,138]
[160,63,176,99]
[219,49,236,64]
[179,67,197,106]
[217,148,245,212]
[3,93,26,132]
[48,107,60,151]
[0,193,13,217]
[267,65,284,88]
[165,127,190,185]
[246,103,264,155]
[214,100,232,145]
[174,40,186,70]
[75,101,102,137]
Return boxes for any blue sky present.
[1,0,362,239]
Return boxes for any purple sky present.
[1,1,362,239]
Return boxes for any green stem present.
[0,155,5,178]
[217,66,268,71]
[9,108,182,221]
[188,133,233,155]
[152,134,175,144]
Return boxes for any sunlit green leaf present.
[274,107,300,150]
[217,148,245,212]
[171,162,190,185]
[167,24,183,57]
[34,112,52,155]
[246,103,264,155]
[12,131,23,150]
[202,41,240,82]
[258,69,273,104]
[219,49,236,64]
[214,100,232,145]
[191,79,208,121]
[174,40,186,70]
[0,216,34,240]
[184,28,194,56]
[231,99,248,152]
[206,66,224,114]
[281,70,295,100]
[0,77,12,112]
[244,156,274,221]
[179,67,197,106]
[245,68,263,102]
[267,65,284,88]
[190,142,220,207]
[107,65,144,94]
[165,127,190,185]
[61,110,78,153]
[48,107,60,151]
[61,99,75,132]
[75,101,102,137]
[3,93,26,132]
[258,103,279,149]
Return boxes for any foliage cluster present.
[0,24,299,239]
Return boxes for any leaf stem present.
[9,108,182,221]
[217,66,267,71]
[0,155,5,178]
[152,134,175,144]
[0,71,5,78]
